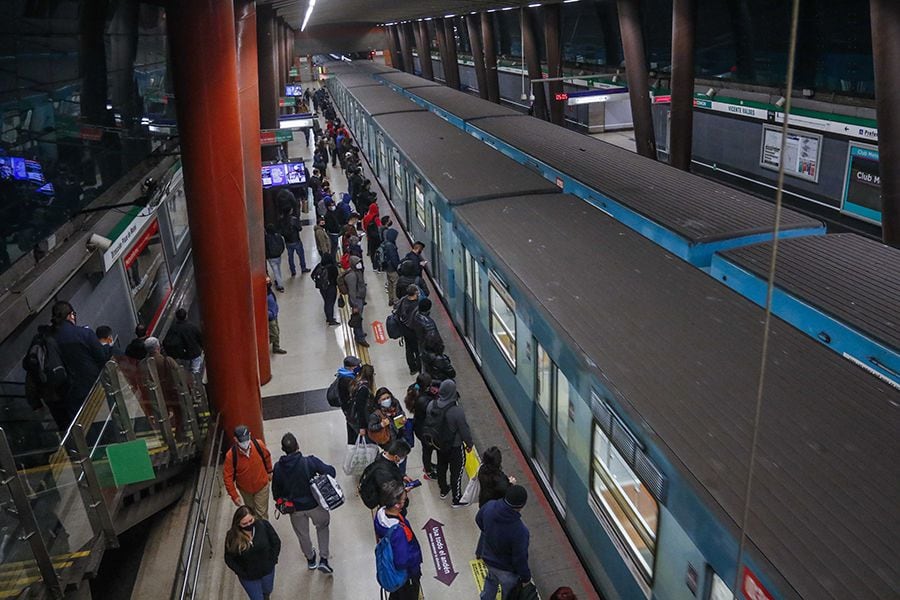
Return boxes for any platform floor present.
[196,74,599,600]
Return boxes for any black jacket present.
[412,312,441,347]
[163,320,203,360]
[477,467,511,508]
[394,296,419,332]
[351,380,373,431]
[421,351,455,382]
[264,231,285,259]
[272,452,336,511]
[366,454,404,500]
[54,321,106,405]
[278,214,301,244]
[224,519,281,581]
[324,210,343,235]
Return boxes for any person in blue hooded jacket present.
[374,480,423,600]
[271,432,336,574]
[475,485,532,600]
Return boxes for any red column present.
[235,0,271,385]
[166,0,264,440]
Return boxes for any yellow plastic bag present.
[465,447,480,480]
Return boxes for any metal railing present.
[0,355,211,599]
[171,414,224,600]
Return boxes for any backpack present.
[397,258,418,278]
[385,313,404,340]
[421,400,454,450]
[22,331,68,389]
[336,270,350,296]
[374,524,408,592]
[358,460,385,509]
[326,375,342,407]
[311,263,329,290]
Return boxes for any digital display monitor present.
[0,156,44,183]
[261,161,306,189]
[285,85,303,96]
[278,114,314,129]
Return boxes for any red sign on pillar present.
[742,568,774,600]
[260,130,276,145]
[371,321,387,345]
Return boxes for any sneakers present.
[307,550,317,570]
[451,501,469,509]
[317,558,333,574]
[301,268,312,273]
[327,320,340,326]
[439,491,449,499]
[273,348,287,355]
[357,340,370,348]
[423,469,437,480]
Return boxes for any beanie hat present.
[418,298,432,312]
[504,485,528,509]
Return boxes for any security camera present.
[86,233,113,252]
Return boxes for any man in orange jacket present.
[224,425,273,519]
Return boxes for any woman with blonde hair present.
[224,505,281,600]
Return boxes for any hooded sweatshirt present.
[362,203,382,232]
[374,507,423,579]
[381,229,401,272]
[434,380,473,449]
[475,499,531,580]
[271,452,336,511]
[344,256,367,309]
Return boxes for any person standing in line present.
[344,256,370,348]
[430,379,474,507]
[264,224,286,292]
[380,228,401,307]
[50,301,107,417]
[367,387,406,449]
[411,298,442,366]
[224,425,273,520]
[323,199,343,258]
[477,446,516,508]
[394,285,422,376]
[314,214,331,259]
[394,242,429,302]
[278,209,310,277]
[549,587,577,600]
[224,505,281,600]
[266,278,287,355]
[476,485,532,600]
[336,356,362,444]
[162,308,204,375]
[373,480,423,600]
[404,373,438,480]
[271,432,336,574]
[313,253,340,326]
[362,202,382,266]
[350,364,376,441]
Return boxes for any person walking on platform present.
[373,480,423,600]
[404,373,438,480]
[314,214,331,259]
[163,308,204,375]
[266,278,287,355]
[344,256,369,347]
[51,300,107,418]
[476,485,532,600]
[224,425,273,520]
[264,224,286,292]
[394,285,422,376]
[271,432,336,574]
[312,253,339,326]
[426,379,474,507]
[224,505,281,600]
[278,209,310,277]
[336,356,362,443]
[380,228,401,307]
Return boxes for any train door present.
[462,246,480,358]
[429,202,442,291]
[392,155,408,225]
[377,135,387,182]
[533,343,567,514]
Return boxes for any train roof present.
[351,61,398,74]
[472,115,824,244]
[719,233,900,351]
[407,85,524,121]
[378,71,442,90]
[454,192,900,600]
[321,61,356,73]
[330,73,381,89]
[345,85,426,117]
[374,111,559,204]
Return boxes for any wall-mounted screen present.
[278,115,314,129]
[261,161,306,188]
[285,85,303,96]
[0,156,45,183]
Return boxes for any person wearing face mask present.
[94,325,117,361]
[367,387,406,449]
[358,440,413,513]
[344,256,369,348]
[224,505,281,600]
[323,199,342,258]
[373,480,423,600]
[224,425,273,520]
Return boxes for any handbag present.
[343,435,378,476]
[302,457,345,511]
[459,472,480,505]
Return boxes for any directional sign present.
[372,321,387,344]
[423,518,458,586]
[742,567,774,600]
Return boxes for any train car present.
[377,71,441,95]
[710,233,900,387]
[331,68,900,600]
[403,84,522,129]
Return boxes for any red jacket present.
[224,439,272,501]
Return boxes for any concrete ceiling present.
[262,0,542,29]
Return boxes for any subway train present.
[321,64,900,600]
[322,61,900,389]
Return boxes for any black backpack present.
[326,375,342,407]
[358,460,387,509]
[397,258,418,278]
[421,400,454,450]
[22,330,68,389]
[311,263,329,290]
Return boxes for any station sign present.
[566,88,629,106]
[260,129,296,145]
[279,96,297,107]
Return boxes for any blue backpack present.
[375,525,408,592]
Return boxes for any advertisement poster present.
[842,143,881,223]
[123,220,171,330]
[760,125,822,183]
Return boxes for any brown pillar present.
[522,7,548,121]
[235,0,271,385]
[466,14,489,99]
[257,5,278,162]
[543,4,564,125]
[389,25,405,71]
[617,0,657,159]
[670,0,696,171]
[417,20,434,80]
[399,23,415,74]
[481,13,500,103]
[167,0,264,441]
[871,0,900,246]
[443,18,461,90]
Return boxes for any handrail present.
[171,414,223,600]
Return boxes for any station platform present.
[175,78,599,599]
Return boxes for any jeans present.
[321,285,337,322]
[239,569,275,600]
[481,565,520,600]
[437,446,465,502]
[266,257,284,288]
[327,234,340,258]
[290,506,330,560]
[403,332,419,373]
[286,242,307,274]
[351,308,366,342]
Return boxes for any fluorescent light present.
[528,3,541,7]
[502,6,514,10]
[487,8,497,11]
[563,0,580,3]
[301,0,316,32]
[444,14,455,18]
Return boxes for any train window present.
[489,279,516,369]
[535,346,552,416]
[591,424,659,580]
[394,158,404,198]
[378,138,387,174]
[415,184,427,228]
[555,371,571,445]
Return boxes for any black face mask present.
[240,524,254,532]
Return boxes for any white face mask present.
[329,205,336,211]
[356,263,363,270]
[238,439,251,450]
[380,399,392,409]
